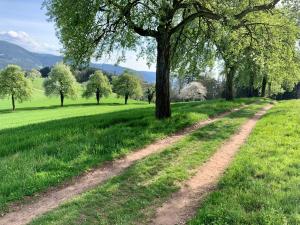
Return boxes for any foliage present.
[112,71,143,104]
[26,69,42,81]
[39,66,51,78]
[189,100,300,225]
[82,70,112,104]
[143,83,155,104]
[0,64,32,110]
[43,62,78,106]
[179,81,207,101]
[44,0,281,118]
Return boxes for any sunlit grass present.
[189,100,300,225]
[0,78,258,213]
[29,102,268,225]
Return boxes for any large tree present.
[83,70,112,104]
[112,72,142,104]
[45,0,280,118]
[0,65,32,110]
[43,62,78,106]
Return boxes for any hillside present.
[0,40,156,83]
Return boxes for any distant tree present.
[179,81,207,101]
[39,66,51,78]
[144,83,155,104]
[43,62,78,106]
[0,65,32,110]
[26,69,42,80]
[112,72,142,104]
[83,70,112,104]
[74,67,97,83]
[199,75,223,100]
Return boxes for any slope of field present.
[189,100,300,225]
[27,102,269,225]
[0,81,257,213]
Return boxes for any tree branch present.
[235,0,280,19]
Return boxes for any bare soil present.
[151,104,273,225]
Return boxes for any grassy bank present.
[29,102,268,225]
[189,100,300,225]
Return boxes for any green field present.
[0,78,149,130]
[189,100,300,225]
[29,101,268,225]
[0,78,257,213]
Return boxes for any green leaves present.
[82,70,112,100]
[0,64,32,109]
[43,62,78,98]
[112,71,143,101]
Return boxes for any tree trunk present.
[125,94,128,105]
[96,88,100,104]
[268,82,272,97]
[60,91,64,107]
[296,83,300,99]
[12,94,15,111]
[155,30,171,119]
[261,75,267,97]
[225,67,235,101]
[148,95,151,104]
[248,72,255,98]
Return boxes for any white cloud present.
[0,30,59,55]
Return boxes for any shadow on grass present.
[30,107,257,225]
[0,102,147,114]
[0,98,257,212]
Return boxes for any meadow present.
[0,78,256,213]
[189,100,300,225]
[28,100,268,224]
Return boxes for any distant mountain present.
[0,40,156,83]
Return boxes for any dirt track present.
[152,104,272,225]
[0,107,244,225]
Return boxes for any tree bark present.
[125,94,129,105]
[296,83,300,99]
[12,94,15,111]
[248,72,255,98]
[96,88,100,104]
[60,91,64,107]
[261,75,267,97]
[225,67,235,101]
[155,30,171,119]
[268,82,272,97]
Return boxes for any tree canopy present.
[112,71,142,104]
[44,0,282,118]
[0,65,32,110]
[83,70,112,104]
[43,62,78,106]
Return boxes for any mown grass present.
[189,100,300,225]
[0,79,259,213]
[29,102,269,225]
[0,78,148,130]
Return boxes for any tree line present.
[0,63,155,110]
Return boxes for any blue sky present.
[0,0,155,71]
